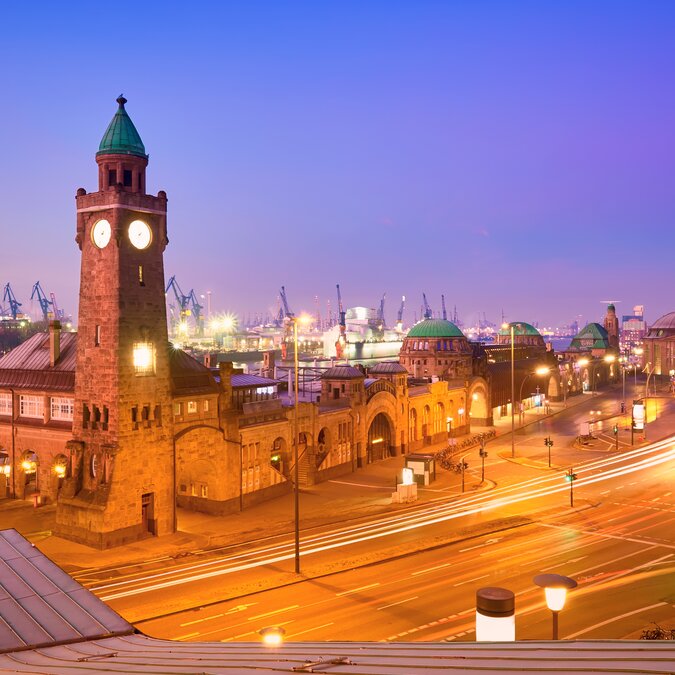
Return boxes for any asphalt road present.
[136,458,675,641]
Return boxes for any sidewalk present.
[2,382,670,573]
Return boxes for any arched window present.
[435,401,445,434]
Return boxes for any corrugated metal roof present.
[231,374,279,388]
[0,332,77,372]
[0,529,133,654]
[169,348,219,396]
[369,361,407,374]
[321,366,364,379]
[1,633,674,673]
[0,530,673,672]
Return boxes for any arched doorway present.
[21,450,38,498]
[0,450,9,498]
[52,454,68,494]
[367,412,393,462]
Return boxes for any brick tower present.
[55,97,174,547]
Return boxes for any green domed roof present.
[406,319,465,338]
[97,96,147,158]
[498,321,541,337]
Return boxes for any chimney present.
[218,361,234,409]
[49,320,61,367]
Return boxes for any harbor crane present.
[396,295,406,331]
[422,293,432,320]
[30,282,53,323]
[165,275,204,336]
[377,293,386,328]
[441,294,447,321]
[2,283,22,320]
[50,293,66,321]
[335,283,347,359]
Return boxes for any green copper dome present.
[406,319,465,338]
[498,321,541,337]
[97,96,147,158]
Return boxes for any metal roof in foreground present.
[0,529,674,673]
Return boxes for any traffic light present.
[613,424,619,435]
[544,436,554,448]
[565,469,577,482]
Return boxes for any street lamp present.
[475,587,515,641]
[533,573,577,640]
[290,313,311,574]
[501,322,516,458]
[518,366,550,425]
[259,626,285,647]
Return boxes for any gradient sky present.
[2,1,675,329]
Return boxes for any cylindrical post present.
[552,610,559,640]
[293,319,300,574]
[570,477,574,507]
[510,326,515,458]
[475,587,515,641]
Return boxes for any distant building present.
[642,311,675,376]
[621,304,647,353]
[603,304,620,349]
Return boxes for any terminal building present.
[0,98,619,548]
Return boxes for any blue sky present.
[1,1,674,328]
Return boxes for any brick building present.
[0,98,492,548]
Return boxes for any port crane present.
[2,283,22,320]
[335,283,347,359]
[422,293,432,320]
[49,293,66,321]
[377,293,386,328]
[396,295,406,331]
[30,282,53,322]
[441,294,447,321]
[165,275,204,336]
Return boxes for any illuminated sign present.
[632,403,645,430]
[401,467,414,486]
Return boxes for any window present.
[138,265,145,286]
[50,397,74,421]
[200,484,208,498]
[108,169,117,186]
[174,402,182,416]
[123,169,132,187]
[187,401,197,414]
[203,399,210,412]
[133,342,155,375]
[95,325,101,346]
[19,395,43,419]
[0,393,11,415]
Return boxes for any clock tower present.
[56,97,175,548]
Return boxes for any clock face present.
[91,219,111,249]
[128,220,152,250]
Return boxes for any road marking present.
[540,523,675,550]
[180,612,224,627]
[248,604,299,620]
[175,631,200,640]
[453,574,489,587]
[221,620,294,642]
[412,563,450,576]
[287,622,335,638]
[226,603,257,614]
[336,582,380,596]
[459,538,500,553]
[377,596,419,611]
[564,602,668,639]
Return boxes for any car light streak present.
[97,439,675,602]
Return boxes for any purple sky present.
[2,2,675,329]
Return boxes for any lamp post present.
[533,574,577,640]
[290,313,311,575]
[475,587,515,641]
[501,323,516,458]
[518,366,550,425]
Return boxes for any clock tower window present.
[133,342,155,375]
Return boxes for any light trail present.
[97,438,675,601]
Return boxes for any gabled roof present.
[0,529,133,654]
[0,332,76,392]
[97,96,147,159]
